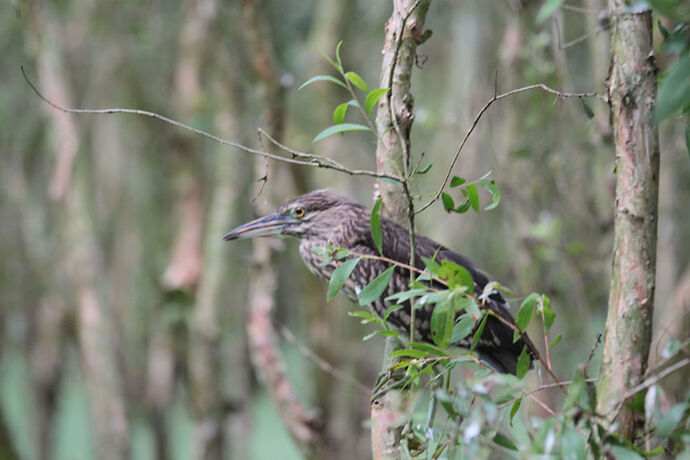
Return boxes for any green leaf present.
[657,52,690,120]
[477,181,501,210]
[370,198,383,255]
[658,19,670,40]
[542,305,556,332]
[335,40,344,71]
[685,126,690,158]
[608,446,643,460]
[516,346,531,379]
[327,258,360,301]
[298,75,347,91]
[383,304,405,322]
[312,123,371,143]
[455,201,471,214]
[385,288,429,303]
[465,184,480,211]
[563,368,585,410]
[451,315,475,344]
[348,310,379,324]
[358,266,395,305]
[470,314,487,352]
[493,432,518,451]
[579,97,594,119]
[536,0,565,23]
[450,176,466,187]
[441,261,475,293]
[441,192,454,212]
[408,341,446,355]
[391,349,429,359]
[430,300,454,348]
[377,330,399,338]
[345,71,369,92]
[365,88,389,115]
[417,163,432,174]
[550,333,562,348]
[656,402,688,439]
[333,102,349,124]
[513,293,539,342]
[509,397,522,424]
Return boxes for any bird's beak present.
[223,212,295,241]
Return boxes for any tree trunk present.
[596,3,660,439]
[371,1,431,458]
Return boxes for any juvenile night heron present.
[224,191,534,374]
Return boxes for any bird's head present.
[223,191,359,241]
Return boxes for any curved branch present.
[21,66,403,184]
[416,83,606,215]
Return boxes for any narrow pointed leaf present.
[430,299,454,349]
[365,88,389,115]
[465,184,480,211]
[333,102,349,124]
[370,198,383,254]
[334,40,344,71]
[509,398,522,424]
[417,163,432,174]
[493,432,518,451]
[579,98,594,119]
[514,293,539,342]
[345,71,369,92]
[383,304,405,321]
[450,176,466,187]
[536,0,565,23]
[563,368,585,410]
[550,333,562,348]
[477,181,501,210]
[327,258,360,301]
[312,123,370,143]
[516,346,531,379]
[441,192,454,212]
[358,266,395,305]
[657,53,690,120]
[298,75,347,91]
[451,315,475,344]
[470,314,487,352]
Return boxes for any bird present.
[223,191,534,374]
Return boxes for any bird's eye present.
[293,207,306,218]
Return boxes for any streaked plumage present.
[224,191,533,374]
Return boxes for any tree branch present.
[417,83,605,215]
[21,66,403,184]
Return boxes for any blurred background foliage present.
[1,0,688,459]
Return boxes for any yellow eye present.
[293,207,306,218]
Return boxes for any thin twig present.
[623,357,690,401]
[21,65,404,184]
[497,378,598,409]
[416,83,605,215]
[273,320,370,395]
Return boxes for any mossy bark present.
[596,2,660,438]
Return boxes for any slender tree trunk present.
[372,1,430,458]
[596,2,660,439]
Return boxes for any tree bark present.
[371,1,431,458]
[374,0,431,224]
[596,2,660,439]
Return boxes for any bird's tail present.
[474,315,535,375]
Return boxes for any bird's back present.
[300,199,533,374]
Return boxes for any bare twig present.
[21,66,403,184]
[273,321,370,395]
[416,83,605,215]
